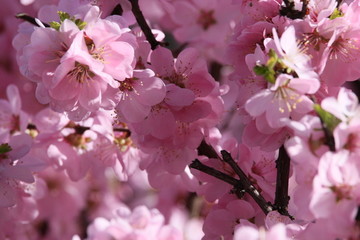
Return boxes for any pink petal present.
[119,98,151,123]
[176,48,203,74]
[79,81,102,111]
[52,59,76,88]
[3,165,34,183]
[150,47,174,77]
[172,2,197,25]
[165,84,195,107]
[280,26,297,55]
[186,73,215,97]
[173,100,212,122]
[6,85,21,115]
[49,75,79,101]
[149,108,176,139]
[104,41,134,81]
[35,83,51,104]
[8,134,32,160]
[134,76,166,106]
[0,182,16,207]
[245,90,273,117]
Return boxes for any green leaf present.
[314,104,342,133]
[264,71,276,84]
[0,143,12,155]
[253,65,268,76]
[50,11,87,31]
[253,65,276,84]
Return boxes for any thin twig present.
[16,13,50,27]
[128,0,161,50]
[113,128,131,138]
[190,159,242,187]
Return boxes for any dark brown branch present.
[16,13,50,27]
[128,0,161,50]
[113,128,131,138]
[209,61,222,82]
[220,150,274,215]
[336,0,343,7]
[274,146,293,219]
[193,140,274,215]
[197,139,220,159]
[356,206,360,222]
[190,159,242,187]
[110,4,123,16]
[279,0,308,20]
[64,122,131,138]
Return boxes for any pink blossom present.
[116,69,166,123]
[31,168,88,239]
[306,0,337,24]
[86,205,182,240]
[242,120,290,151]
[46,28,131,120]
[203,199,256,240]
[0,85,29,142]
[234,222,291,240]
[161,0,238,45]
[15,6,137,121]
[0,134,35,207]
[245,74,316,129]
[269,26,319,81]
[316,16,360,85]
[321,87,360,122]
[310,150,360,219]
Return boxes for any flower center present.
[330,184,352,202]
[329,37,360,62]
[197,10,216,30]
[345,133,360,152]
[114,133,132,152]
[163,73,186,88]
[67,62,95,83]
[273,83,302,113]
[84,33,106,63]
[301,31,326,51]
[119,77,138,92]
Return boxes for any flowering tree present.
[2,0,360,239]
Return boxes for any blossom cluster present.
[1,0,360,239]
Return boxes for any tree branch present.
[193,140,274,215]
[110,4,123,16]
[128,0,161,50]
[197,139,220,159]
[274,146,293,219]
[221,150,274,215]
[279,0,309,20]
